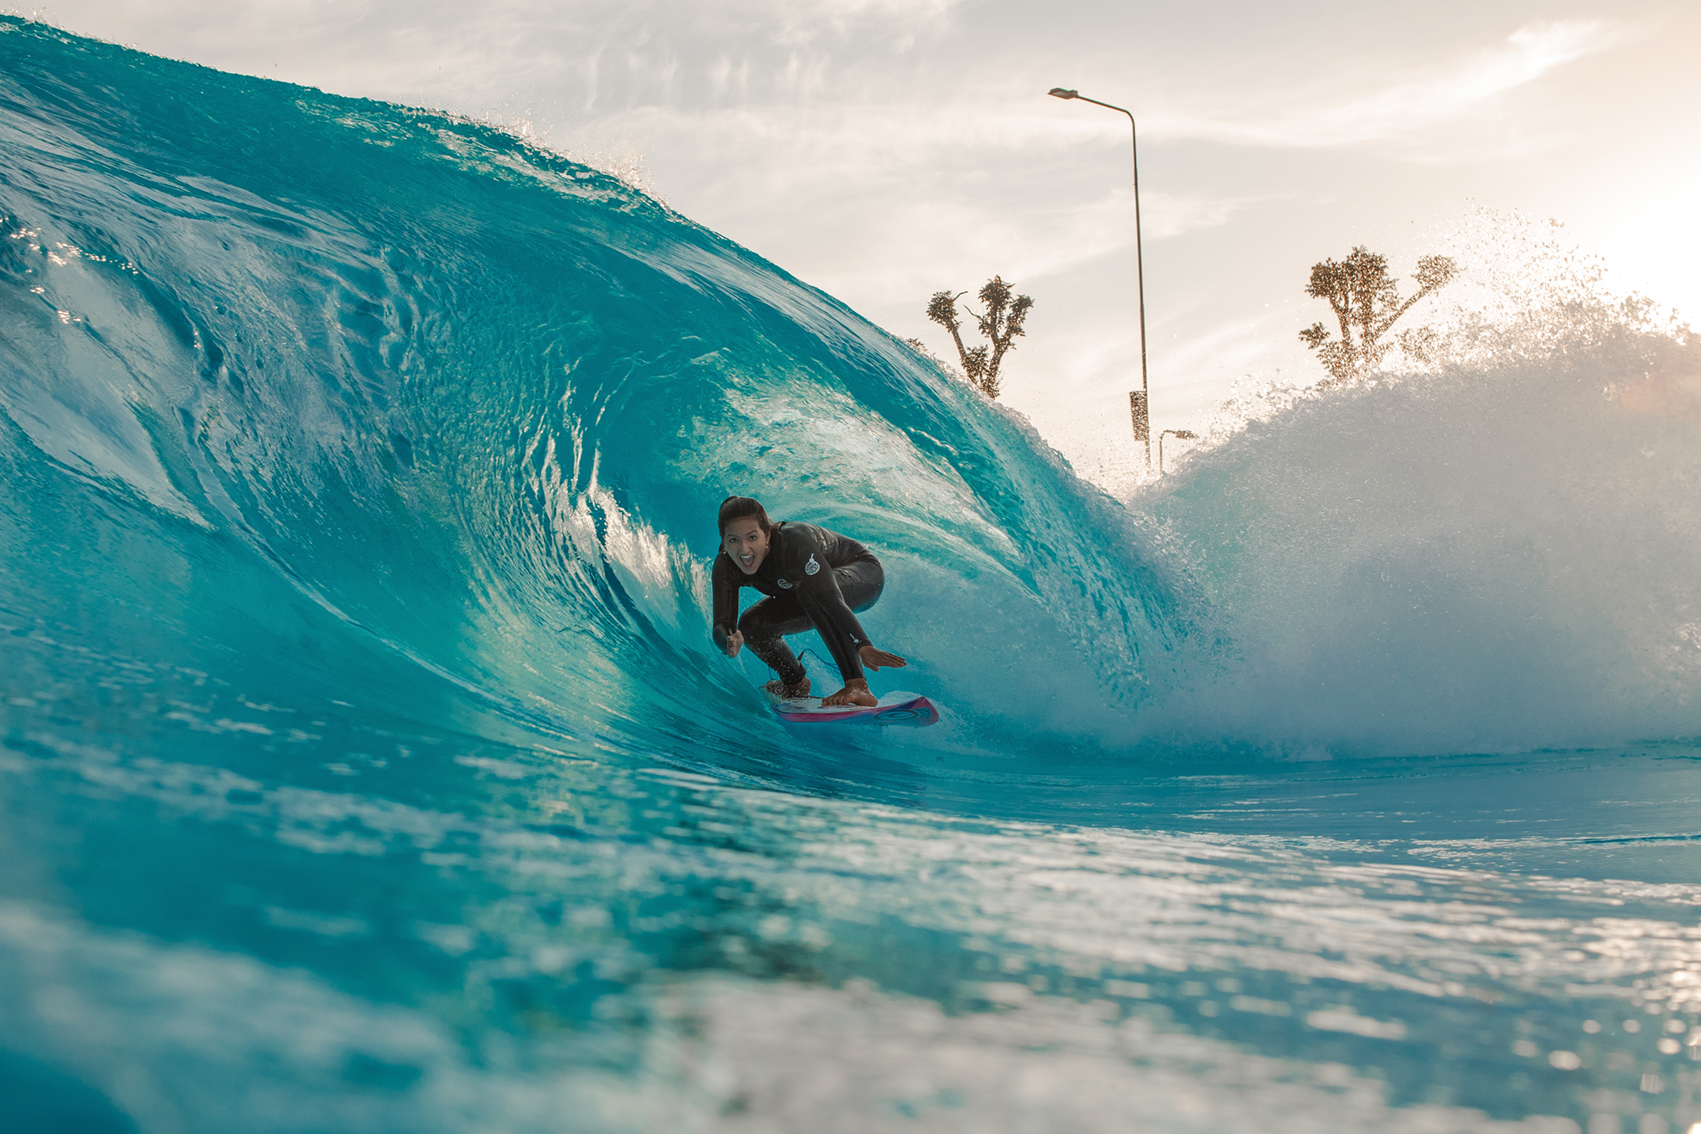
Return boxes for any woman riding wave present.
[711,496,907,708]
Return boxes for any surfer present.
[712,495,907,707]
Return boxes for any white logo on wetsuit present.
[804,554,820,576]
[777,578,793,589]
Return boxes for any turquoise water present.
[5,18,1701,1133]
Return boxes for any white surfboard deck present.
[769,690,939,727]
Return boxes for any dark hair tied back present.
[718,495,771,536]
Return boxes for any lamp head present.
[1048,88,1079,100]
[1173,430,1197,439]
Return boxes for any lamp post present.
[1158,429,1196,475]
[1049,86,1151,470]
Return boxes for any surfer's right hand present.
[724,630,744,658]
[859,644,906,670]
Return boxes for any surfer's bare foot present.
[821,679,877,708]
[763,676,811,700]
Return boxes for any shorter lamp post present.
[1158,429,1196,475]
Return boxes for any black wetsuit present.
[711,521,884,687]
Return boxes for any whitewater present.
[4,18,1701,1134]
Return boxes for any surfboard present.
[769,690,939,727]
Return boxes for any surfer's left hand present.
[859,644,906,670]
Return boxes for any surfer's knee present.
[738,608,776,640]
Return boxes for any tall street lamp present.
[1048,87,1152,470]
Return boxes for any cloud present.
[1141,191,1263,241]
[766,0,962,43]
[1147,21,1627,149]
[553,100,1260,306]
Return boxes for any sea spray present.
[1135,209,1701,757]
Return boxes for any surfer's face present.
[722,516,770,574]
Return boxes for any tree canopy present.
[925,276,1034,399]
[1300,247,1457,385]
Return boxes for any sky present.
[20,0,1701,482]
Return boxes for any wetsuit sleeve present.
[791,532,872,682]
[710,554,740,654]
